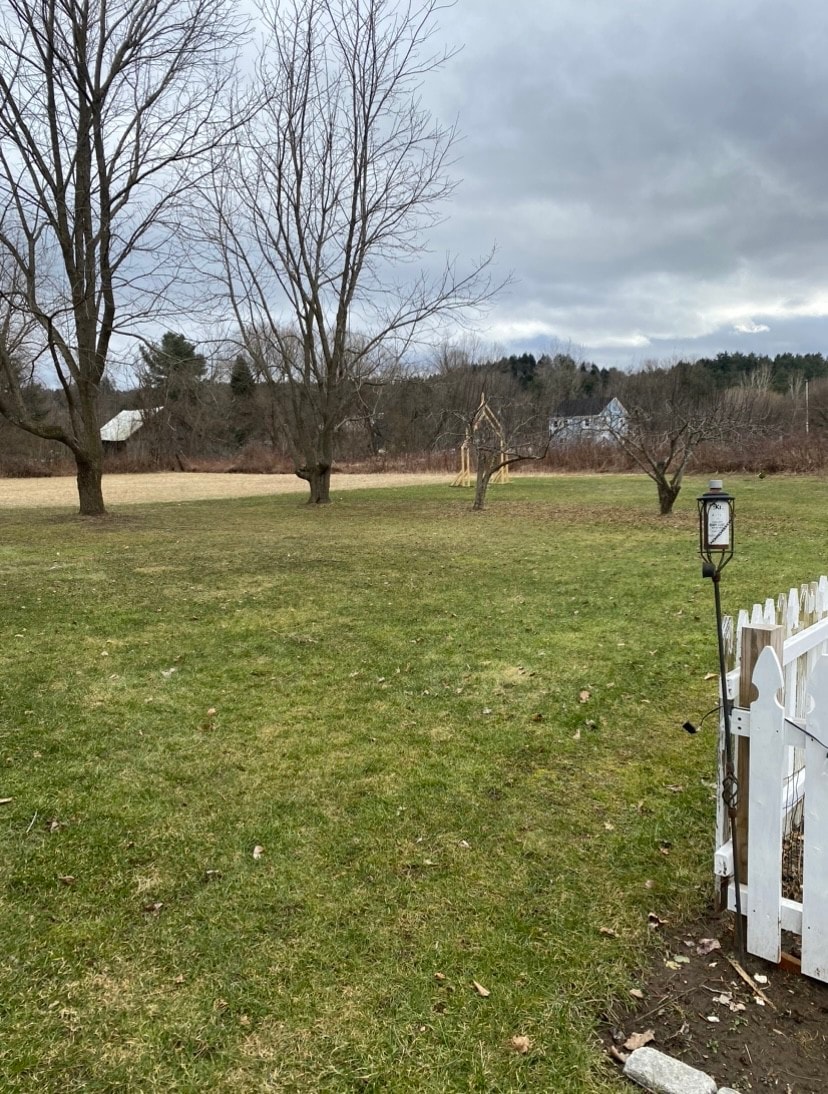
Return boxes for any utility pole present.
[805,378,810,435]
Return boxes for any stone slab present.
[623,1047,717,1094]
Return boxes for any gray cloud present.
[423,0,828,363]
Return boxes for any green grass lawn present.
[1,473,825,1092]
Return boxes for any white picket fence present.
[714,575,828,980]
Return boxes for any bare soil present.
[0,471,451,509]
[604,908,828,1093]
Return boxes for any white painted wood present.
[732,706,750,738]
[819,575,828,615]
[776,593,787,628]
[730,707,805,748]
[784,659,798,718]
[726,667,738,701]
[715,839,733,877]
[716,577,828,981]
[787,589,800,634]
[802,656,828,981]
[728,885,803,935]
[747,647,786,963]
[782,615,828,666]
[737,609,750,655]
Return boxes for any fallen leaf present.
[704,672,717,680]
[252,845,264,859]
[472,980,490,998]
[206,707,217,717]
[706,1014,721,1023]
[672,954,690,965]
[160,667,177,678]
[509,1034,532,1054]
[647,912,666,930]
[599,927,618,938]
[482,707,492,715]
[644,879,655,890]
[573,727,581,741]
[173,974,186,985]
[608,1045,629,1065]
[578,689,590,703]
[58,874,75,886]
[665,961,680,970]
[434,972,446,982]
[458,839,470,849]
[142,901,163,914]
[629,988,645,1000]
[696,938,721,956]
[623,1029,655,1051]
[603,822,615,831]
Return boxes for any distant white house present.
[549,396,627,444]
[100,409,157,451]
[100,409,146,443]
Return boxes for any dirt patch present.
[0,471,452,510]
[604,909,828,1092]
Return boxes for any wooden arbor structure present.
[451,394,511,488]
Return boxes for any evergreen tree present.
[140,332,206,400]
[229,356,255,399]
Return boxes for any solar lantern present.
[698,479,734,578]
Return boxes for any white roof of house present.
[100,409,147,442]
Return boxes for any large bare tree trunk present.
[76,453,106,516]
[298,463,331,504]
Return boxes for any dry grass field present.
[0,470,450,509]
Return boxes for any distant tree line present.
[4,340,828,495]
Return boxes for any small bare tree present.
[207,0,496,504]
[0,0,240,514]
[613,364,772,514]
[468,401,555,511]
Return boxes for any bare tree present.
[0,0,240,514]
[614,364,772,514]
[465,394,556,511]
[207,0,496,504]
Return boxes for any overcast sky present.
[423,0,828,367]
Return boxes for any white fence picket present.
[714,579,828,982]
[802,656,828,980]
[747,647,786,963]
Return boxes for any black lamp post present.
[698,479,744,957]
